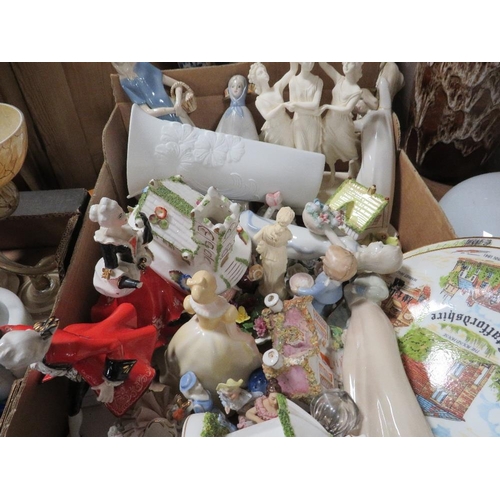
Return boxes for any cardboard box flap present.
[392,150,457,251]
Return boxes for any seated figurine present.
[112,62,196,125]
[89,197,153,298]
[216,74,259,140]
[216,378,253,415]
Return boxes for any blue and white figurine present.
[112,62,195,125]
[216,75,259,140]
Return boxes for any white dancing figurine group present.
[248,62,400,186]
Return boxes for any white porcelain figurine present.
[89,197,153,298]
[341,274,434,437]
[216,75,259,141]
[248,62,297,147]
[286,62,323,153]
[319,62,364,182]
[0,316,58,400]
[112,62,196,125]
[254,206,295,299]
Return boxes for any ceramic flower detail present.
[253,316,267,337]
[192,131,245,168]
[236,306,250,324]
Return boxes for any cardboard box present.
[0,63,457,436]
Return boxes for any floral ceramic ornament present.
[216,75,259,141]
[260,295,336,402]
[163,270,262,398]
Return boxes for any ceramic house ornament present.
[126,104,325,210]
[131,177,251,293]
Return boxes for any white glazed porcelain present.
[439,172,500,237]
[0,287,32,326]
[126,104,325,210]
[355,77,396,229]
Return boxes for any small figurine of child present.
[216,378,253,415]
[295,244,358,316]
[179,371,214,414]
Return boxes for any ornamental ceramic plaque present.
[382,237,500,437]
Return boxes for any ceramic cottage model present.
[132,177,251,294]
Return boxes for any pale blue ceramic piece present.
[119,62,180,122]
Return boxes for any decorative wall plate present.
[383,237,500,436]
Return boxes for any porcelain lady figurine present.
[341,275,434,437]
[164,270,262,397]
[89,197,153,298]
[295,244,358,316]
[319,62,364,181]
[286,62,323,152]
[254,206,295,299]
[248,62,297,147]
[112,62,195,125]
[216,75,259,141]
[244,378,282,424]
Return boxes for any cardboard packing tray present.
[0,62,457,437]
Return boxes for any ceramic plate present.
[382,237,500,437]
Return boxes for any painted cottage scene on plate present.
[382,238,500,437]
